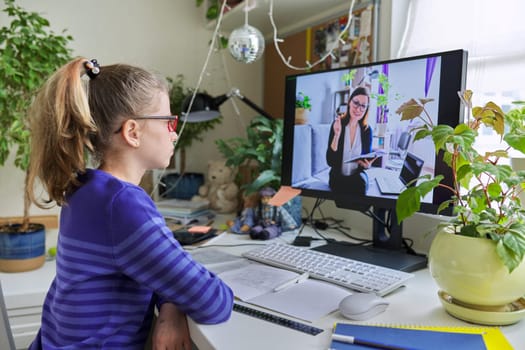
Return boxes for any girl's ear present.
[121,119,141,147]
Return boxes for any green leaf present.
[0,0,73,170]
[504,130,525,154]
[487,182,502,199]
[496,239,522,273]
[396,99,424,121]
[396,187,420,223]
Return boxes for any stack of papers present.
[190,248,350,322]
[218,263,350,322]
[156,199,214,225]
[156,198,209,215]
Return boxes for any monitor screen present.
[281,50,468,271]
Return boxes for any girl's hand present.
[152,303,191,350]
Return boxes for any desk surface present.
[2,225,523,350]
[187,229,524,350]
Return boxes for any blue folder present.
[330,323,487,350]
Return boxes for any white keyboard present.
[242,243,413,296]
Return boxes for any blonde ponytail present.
[27,57,97,207]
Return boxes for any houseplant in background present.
[169,75,223,172]
[396,90,525,325]
[371,72,398,140]
[194,0,244,49]
[0,0,72,271]
[216,115,302,230]
[295,92,312,125]
[341,68,356,89]
[216,115,282,196]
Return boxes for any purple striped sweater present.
[29,169,233,349]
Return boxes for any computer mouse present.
[338,292,389,321]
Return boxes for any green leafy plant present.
[0,0,72,229]
[215,115,282,195]
[295,92,312,111]
[195,0,234,49]
[341,69,356,87]
[167,75,222,173]
[395,90,525,272]
[370,73,399,123]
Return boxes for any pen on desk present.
[331,333,417,350]
[273,272,309,292]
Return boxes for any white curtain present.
[397,0,525,107]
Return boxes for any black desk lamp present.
[182,88,274,122]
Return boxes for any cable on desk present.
[300,198,372,245]
[363,207,426,258]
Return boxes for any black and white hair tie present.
[84,59,100,79]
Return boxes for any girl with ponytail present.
[27,58,233,349]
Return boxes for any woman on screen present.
[326,86,374,195]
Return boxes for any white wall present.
[1,0,445,255]
[0,0,263,217]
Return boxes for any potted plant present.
[395,90,525,324]
[0,0,72,272]
[295,92,312,125]
[341,69,357,88]
[194,0,234,49]
[371,72,399,138]
[216,115,282,196]
[215,115,302,228]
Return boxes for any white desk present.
[187,229,525,350]
[2,226,523,349]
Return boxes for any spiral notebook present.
[330,323,512,350]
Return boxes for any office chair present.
[390,131,411,159]
[0,281,16,350]
[386,131,412,171]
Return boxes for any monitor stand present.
[311,207,427,272]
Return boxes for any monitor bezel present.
[281,49,468,216]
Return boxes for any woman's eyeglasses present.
[114,115,178,134]
[351,99,368,111]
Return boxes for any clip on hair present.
[84,59,100,79]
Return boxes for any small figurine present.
[249,187,298,240]
[228,192,259,234]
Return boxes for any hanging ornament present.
[228,24,265,64]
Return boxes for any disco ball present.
[228,24,265,64]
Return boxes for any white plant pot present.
[429,227,525,307]
[429,227,525,325]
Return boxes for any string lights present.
[182,0,360,129]
[162,0,358,195]
[268,0,357,71]
[218,0,358,70]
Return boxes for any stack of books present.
[155,199,214,225]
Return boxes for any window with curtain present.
[397,0,525,154]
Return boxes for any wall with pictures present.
[263,0,379,120]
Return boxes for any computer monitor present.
[281,49,468,272]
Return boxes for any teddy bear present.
[192,159,239,214]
